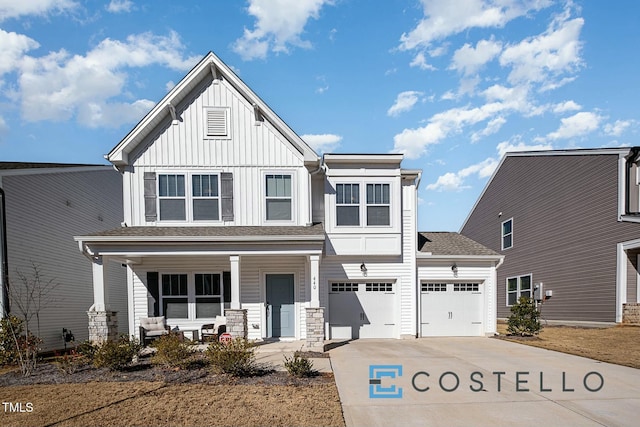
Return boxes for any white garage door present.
[421,282,484,337]
[329,282,396,339]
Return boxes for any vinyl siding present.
[462,154,640,322]
[3,170,126,350]
[130,255,307,340]
[401,179,417,336]
[124,75,310,227]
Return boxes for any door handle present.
[448,311,453,319]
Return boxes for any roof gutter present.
[74,234,327,244]
[415,253,504,261]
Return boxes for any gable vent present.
[206,108,228,137]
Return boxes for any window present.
[161,274,188,319]
[192,174,219,221]
[195,274,222,318]
[336,183,360,226]
[507,274,532,305]
[367,183,390,226]
[158,174,186,221]
[502,218,513,250]
[454,283,479,292]
[422,283,447,292]
[265,174,292,221]
[365,282,393,292]
[331,282,358,292]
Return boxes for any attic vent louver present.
[205,108,228,137]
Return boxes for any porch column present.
[230,255,240,309]
[309,255,320,307]
[87,256,118,344]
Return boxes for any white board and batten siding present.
[417,261,497,337]
[2,169,127,350]
[124,75,311,228]
[130,255,309,340]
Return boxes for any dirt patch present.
[0,354,345,427]
[495,324,640,369]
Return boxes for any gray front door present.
[266,274,295,337]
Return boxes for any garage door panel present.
[421,282,484,337]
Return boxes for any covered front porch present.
[75,225,326,350]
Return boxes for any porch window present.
[507,274,531,306]
[192,174,220,221]
[366,183,390,226]
[336,183,360,226]
[159,174,186,221]
[265,174,292,221]
[195,274,222,318]
[162,274,188,318]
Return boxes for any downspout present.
[0,188,9,317]
[625,147,640,214]
[307,157,326,226]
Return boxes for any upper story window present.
[366,183,390,226]
[501,218,513,250]
[192,175,219,221]
[265,174,292,221]
[336,183,360,226]
[158,173,220,222]
[159,174,186,221]
[507,274,531,306]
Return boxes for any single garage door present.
[329,282,396,339]
[421,282,483,337]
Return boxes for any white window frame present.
[159,272,224,321]
[366,183,391,227]
[191,174,221,222]
[158,174,186,221]
[330,178,395,230]
[501,218,513,250]
[336,183,360,226]
[506,274,532,306]
[157,171,222,224]
[263,172,295,223]
[194,273,224,319]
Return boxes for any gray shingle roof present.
[418,232,498,256]
[0,162,105,170]
[83,224,325,239]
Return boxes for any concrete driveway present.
[329,338,640,427]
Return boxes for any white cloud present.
[499,6,584,87]
[106,0,133,13]
[471,116,506,142]
[387,91,423,117]
[0,0,76,21]
[496,140,552,157]
[544,111,601,140]
[233,0,333,60]
[552,100,581,113]
[17,31,199,127]
[0,29,39,75]
[409,52,436,71]
[426,172,467,191]
[165,80,176,92]
[604,119,634,137]
[450,38,502,75]
[301,133,342,153]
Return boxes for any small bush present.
[0,315,24,365]
[206,337,262,376]
[284,350,317,378]
[93,335,142,371]
[76,340,98,362]
[507,296,542,336]
[151,333,193,368]
[55,349,88,375]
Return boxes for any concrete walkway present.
[329,338,640,427]
[253,339,332,373]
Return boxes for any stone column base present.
[623,303,640,324]
[305,307,325,351]
[88,310,118,344]
[225,309,248,339]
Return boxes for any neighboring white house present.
[0,163,127,350]
[74,52,502,348]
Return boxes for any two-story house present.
[75,52,503,348]
[461,148,640,325]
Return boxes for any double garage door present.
[329,282,396,339]
[421,282,484,337]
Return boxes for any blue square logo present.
[369,365,403,398]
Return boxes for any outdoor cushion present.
[140,316,167,331]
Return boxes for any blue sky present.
[0,0,638,231]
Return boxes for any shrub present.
[0,315,41,376]
[55,349,87,375]
[206,337,261,376]
[284,350,317,378]
[151,332,193,368]
[507,296,542,336]
[76,340,99,362]
[93,335,142,371]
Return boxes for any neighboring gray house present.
[461,148,640,324]
[0,163,127,350]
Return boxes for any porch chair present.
[201,315,227,342]
[139,316,171,345]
